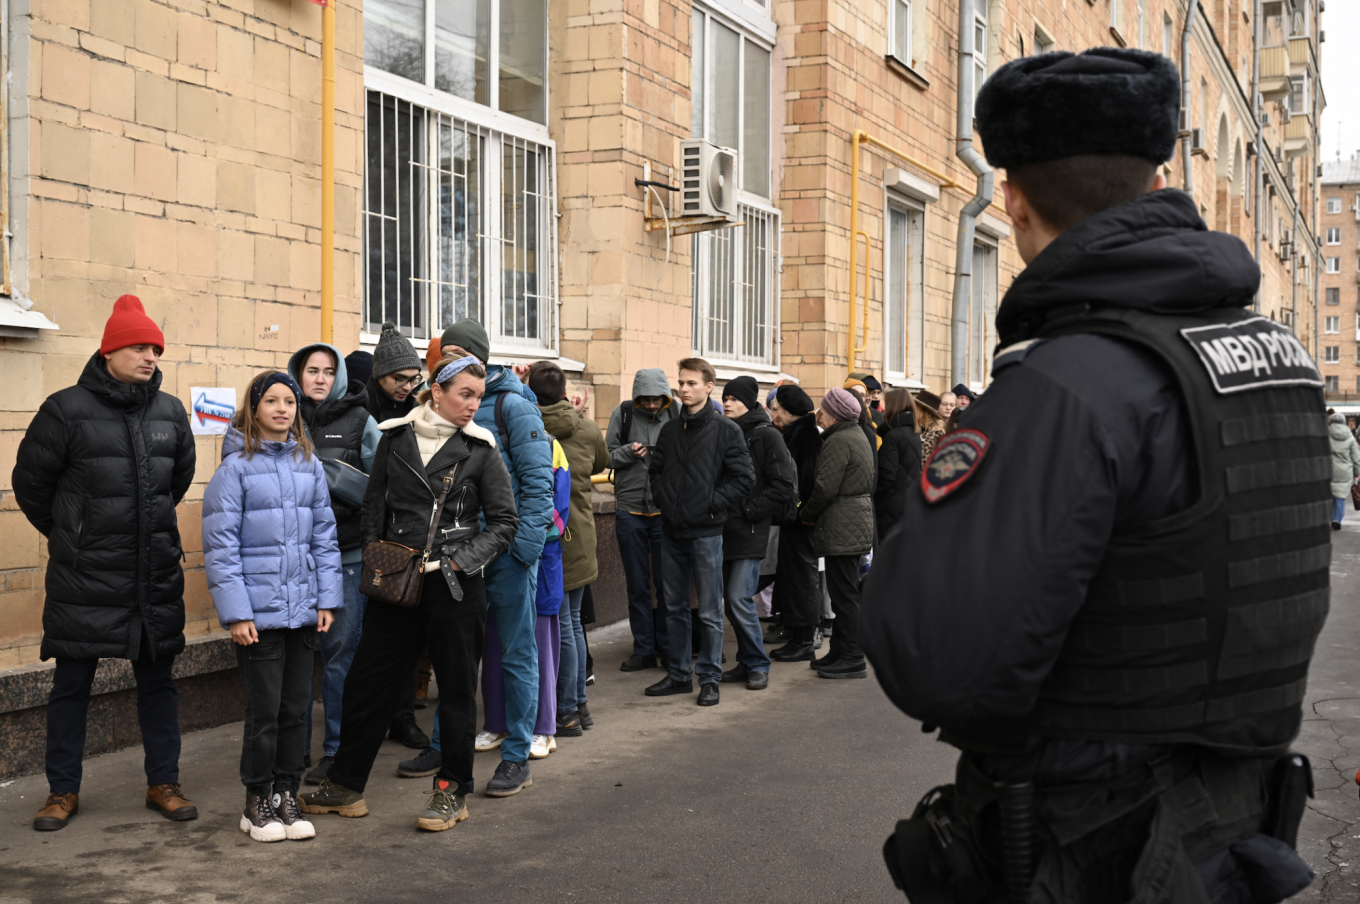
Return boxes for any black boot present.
[389,714,431,749]
[771,626,815,662]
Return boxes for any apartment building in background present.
[1320,157,1360,406]
[0,0,1325,774]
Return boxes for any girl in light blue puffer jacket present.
[203,371,343,844]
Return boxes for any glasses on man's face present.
[390,373,422,388]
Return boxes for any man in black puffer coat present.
[14,295,198,831]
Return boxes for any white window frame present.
[973,0,988,99]
[361,71,560,355]
[1325,345,1340,363]
[1288,75,1308,116]
[1328,197,1342,214]
[1327,257,1341,274]
[1325,375,1340,393]
[1162,13,1173,57]
[889,0,913,66]
[969,237,999,387]
[1110,0,1122,32]
[1033,23,1055,54]
[1327,287,1341,305]
[1327,227,1342,245]
[690,3,779,370]
[1325,315,1341,334]
[883,191,928,383]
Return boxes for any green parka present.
[802,418,875,557]
[540,400,609,591]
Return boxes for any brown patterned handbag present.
[360,475,453,608]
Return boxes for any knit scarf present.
[410,402,459,466]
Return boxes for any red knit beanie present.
[100,295,165,355]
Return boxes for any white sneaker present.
[240,813,287,843]
[475,730,507,752]
[529,734,552,759]
[548,735,557,753]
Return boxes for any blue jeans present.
[616,511,670,657]
[557,586,587,714]
[722,558,771,674]
[433,556,539,762]
[312,565,366,758]
[660,533,725,686]
[1335,497,1347,524]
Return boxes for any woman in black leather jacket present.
[302,356,519,832]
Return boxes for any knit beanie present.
[861,375,882,392]
[371,321,421,379]
[100,294,165,355]
[440,318,491,364]
[346,350,373,387]
[821,388,861,422]
[842,378,867,394]
[775,384,814,417]
[721,375,760,412]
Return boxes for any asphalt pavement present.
[5,522,1360,903]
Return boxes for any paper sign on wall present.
[190,387,237,436]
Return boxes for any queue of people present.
[14,296,968,840]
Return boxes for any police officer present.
[863,48,1327,903]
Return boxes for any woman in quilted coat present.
[800,388,875,680]
[203,371,343,843]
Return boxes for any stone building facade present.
[0,0,1326,771]
[1320,157,1360,407]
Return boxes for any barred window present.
[691,204,779,365]
[363,90,556,349]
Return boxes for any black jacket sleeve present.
[170,404,196,504]
[12,398,70,537]
[360,432,391,550]
[715,421,756,511]
[449,446,520,575]
[743,427,797,523]
[860,364,1121,730]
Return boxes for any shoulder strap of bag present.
[619,400,633,445]
[420,475,455,570]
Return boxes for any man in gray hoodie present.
[606,369,678,671]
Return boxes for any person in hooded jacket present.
[14,295,198,831]
[719,376,795,691]
[863,49,1321,903]
[873,388,922,537]
[606,368,679,671]
[530,362,609,734]
[202,371,343,843]
[1328,411,1360,529]
[766,385,823,661]
[285,343,403,784]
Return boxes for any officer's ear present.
[1002,180,1059,264]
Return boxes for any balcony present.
[1259,45,1291,101]
[1284,112,1313,158]
[1289,36,1317,76]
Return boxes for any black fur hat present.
[976,48,1180,170]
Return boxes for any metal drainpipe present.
[1181,0,1200,194]
[1252,0,1262,311]
[951,0,994,388]
[1292,201,1299,337]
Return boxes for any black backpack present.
[749,421,800,526]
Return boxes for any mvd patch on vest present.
[921,429,990,503]
[1181,317,1323,394]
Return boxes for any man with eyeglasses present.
[364,321,424,425]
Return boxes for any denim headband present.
[434,356,481,385]
[251,372,302,412]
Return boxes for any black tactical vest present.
[303,396,371,550]
[1025,305,1330,755]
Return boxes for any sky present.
[1321,2,1360,161]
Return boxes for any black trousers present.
[46,645,181,794]
[823,554,863,660]
[236,627,316,795]
[330,571,486,796]
[773,522,820,628]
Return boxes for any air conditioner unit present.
[680,139,738,218]
[1190,128,1206,153]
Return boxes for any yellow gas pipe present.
[320,1,336,344]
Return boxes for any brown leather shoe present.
[146,782,199,821]
[34,792,78,831]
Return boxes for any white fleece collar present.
[376,403,497,448]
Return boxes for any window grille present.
[691,203,779,365]
[363,89,556,349]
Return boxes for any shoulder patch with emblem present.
[921,428,991,503]
[1180,316,1322,394]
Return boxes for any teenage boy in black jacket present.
[718,376,795,691]
[645,358,755,706]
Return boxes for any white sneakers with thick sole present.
[475,730,508,752]
[529,734,557,759]
[240,814,286,843]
